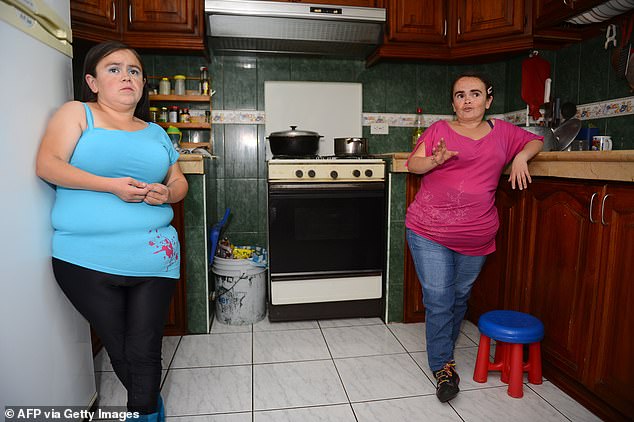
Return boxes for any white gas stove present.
[267,158,385,182]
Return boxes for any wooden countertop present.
[385,150,634,182]
[177,154,205,174]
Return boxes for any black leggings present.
[52,258,177,414]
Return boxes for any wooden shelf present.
[156,122,210,130]
[149,94,210,102]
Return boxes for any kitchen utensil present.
[267,126,322,157]
[612,15,634,78]
[552,118,582,151]
[627,52,634,88]
[560,102,578,120]
[334,137,369,156]
[523,126,556,151]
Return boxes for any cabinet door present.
[386,0,446,44]
[403,174,425,322]
[163,199,188,335]
[522,179,603,381]
[588,185,634,418]
[468,181,524,321]
[126,0,199,34]
[298,0,379,6]
[455,0,527,43]
[71,0,122,42]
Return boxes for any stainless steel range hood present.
[204,0,386,58]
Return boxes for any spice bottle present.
[204,110,211,123]
[168,106,179,123]
[149,106,159,122]
[174,75,186,95]
[159,77,171,95]
[159,107,168,122]
[179,107,191,123]
[411,107,424,150]
[199,66,210,96]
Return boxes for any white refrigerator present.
[0,0,97,410]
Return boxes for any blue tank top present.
[51,103,181,278]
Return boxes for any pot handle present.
[347,138,362,144]
[290,126,297,130]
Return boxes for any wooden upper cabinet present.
[386,0,446,44]
[70,0,121,41]
[71,0,205,51]
[455,0,528,43]
[266,0,379,5]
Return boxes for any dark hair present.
[80,40,150,121]
[451,72,494,101]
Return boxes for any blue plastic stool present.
[473,310,545,398]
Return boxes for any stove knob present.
[308,170,316,178]
[352,169,361,177]
[365,169,373,177]
[295,170,303,178]
[330,170,338,179]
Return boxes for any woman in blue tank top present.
[36,41,188,421]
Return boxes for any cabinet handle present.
[129,2,132,24]
[589,192,597,223]
[443,19,447,37]
[601,194,612,226]
[457,18,461,35]
[111,1,115,22]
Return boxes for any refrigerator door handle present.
[2,0,72,42]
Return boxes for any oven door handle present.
[269,182,385,192]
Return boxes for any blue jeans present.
[406,229,487,372]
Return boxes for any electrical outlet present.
[371,122,389,135]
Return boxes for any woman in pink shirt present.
[406,73,543,403]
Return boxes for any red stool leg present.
[500,342,511,384]
[493,341,505,364]
[473,334,491,383]
[508,343,524,398]
[527,342,542,385]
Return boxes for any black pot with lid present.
[267,126,323,157]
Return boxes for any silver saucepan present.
[334,137,368,156]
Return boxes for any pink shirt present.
[405,119,542,256]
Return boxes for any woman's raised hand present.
[111,177,150,202]
[431,138,458,166]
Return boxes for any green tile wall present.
[139,31,632,325]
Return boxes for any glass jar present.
[159,77,171,95]
[174,75,186,95]
[179,107,191,123]
[159,107,168,122]
[149,106,159,122]
[199,66,210,96]
[168,106,179,123]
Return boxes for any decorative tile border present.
[210,97,633,126]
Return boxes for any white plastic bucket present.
[212,257,267,325]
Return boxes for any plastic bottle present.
[174,75,186,95]
[411,107,424,149]
[159,77,171,95]
[199,66,210,96]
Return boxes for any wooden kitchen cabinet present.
[403,173,424,322]
[369,0,532,64]
[520,179,634,421]
[163,199,188,336]
[467,180,524,321]
[71,0,205,51]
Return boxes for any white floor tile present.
[318,317,384,328]
[387,322,426,352]
[322,324,405,358]
[162,366,252,416]
[253,318,319,332]
[253,360,347,410]
[95,370,168,408]
[254,404,356,422]
[170,332,251,368]
[335,354,436,402]
[528,381,602,422]
[450,385,568,422]
[167,413,252,421]
[210,317,252,334]
[352,395,462,422]
[460,319,481,344]
[253,328,330,363]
